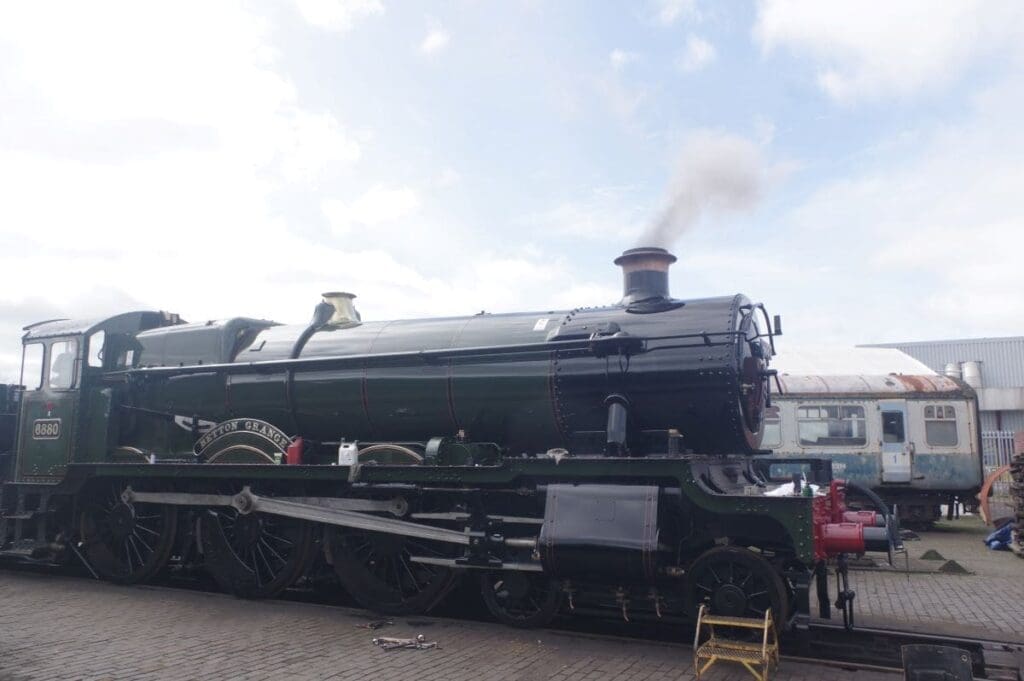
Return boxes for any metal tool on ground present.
[372,634,438,651]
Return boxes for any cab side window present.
[48,339,79,390]
[21,343,44,391]
[87,330,106,369]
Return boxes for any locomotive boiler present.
[0,247,895,631]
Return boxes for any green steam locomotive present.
[0,248,893,629]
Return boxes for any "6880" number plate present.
[32,418,61,439]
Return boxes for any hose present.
[843,479,903,561]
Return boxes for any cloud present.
[676,34,716,72]
[654,0,697,26]
[754,0,1024,100]
[420,25,450,55]
[784,75,1024,338]
[434,167,461,188]
[610,49,639,72]
[322,185,421,234]
[526,186,649,242]
[292,0,384,32]
[593,76,647,121]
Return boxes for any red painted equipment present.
[285,437,304,465]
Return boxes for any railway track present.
[3,559,1021,679]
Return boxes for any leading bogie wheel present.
[480,571,562,628]
[77,480,178,585]
[686,545,789,625]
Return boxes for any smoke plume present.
[640,130,765,247]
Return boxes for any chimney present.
[321,292,360,325]
[614,247,677,305]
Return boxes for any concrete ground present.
[0,515,1017,681]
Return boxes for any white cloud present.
[292,0,383,32]
[527,186,649,242]
[676,34,716,72]
[435,167,461,188]
[323,185,421,234]
[420,25,450,55]
[754,0,1024,100]
[593,76,647,121]
[784,76,1024,339]
[609,49,639,72]
[655,0,696,26]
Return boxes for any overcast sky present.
[1,1,1022,381]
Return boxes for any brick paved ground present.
[0,516,1017,681]
[0,571,897,681]
[844,516,1024,640]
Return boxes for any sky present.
[1,0,1023,381]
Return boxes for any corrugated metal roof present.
[776,374,966,396]
[860,336,1024,388]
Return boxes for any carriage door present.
[15,337,81,482]
[879,400,911,483]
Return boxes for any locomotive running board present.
[122,486,470,546]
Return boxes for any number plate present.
[32,418,61,440]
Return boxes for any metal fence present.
[982,430,1017,503]
[982,430,1017,469]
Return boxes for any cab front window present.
[21,343,44,391]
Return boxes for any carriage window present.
[797,404,866,446]
[20,343,44,391]
[761,406,781,448]
[88,330,105,368]
[925,404,957,446]
[48,339,78,390]
[882,412,905,443]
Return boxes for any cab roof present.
[22,311,178,341]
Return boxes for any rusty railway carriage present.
[0,248,894,630]
[756,374,983,526]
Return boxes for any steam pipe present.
[604,394,630,456]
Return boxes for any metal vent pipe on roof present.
[943,362,962,380]
[961,360,982,389]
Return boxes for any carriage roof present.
[775,374,972,399]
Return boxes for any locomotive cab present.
[12,312,177,482]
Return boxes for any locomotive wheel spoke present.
[199,492,315,600]
[329,526,458,615]
[78,481,177,585]
[480,571,562,628]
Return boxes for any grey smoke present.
[640,130,765,247]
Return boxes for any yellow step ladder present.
[693,605,779,681]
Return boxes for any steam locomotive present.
[0,248,894,629]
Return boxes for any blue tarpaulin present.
[985,522,1013,551]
